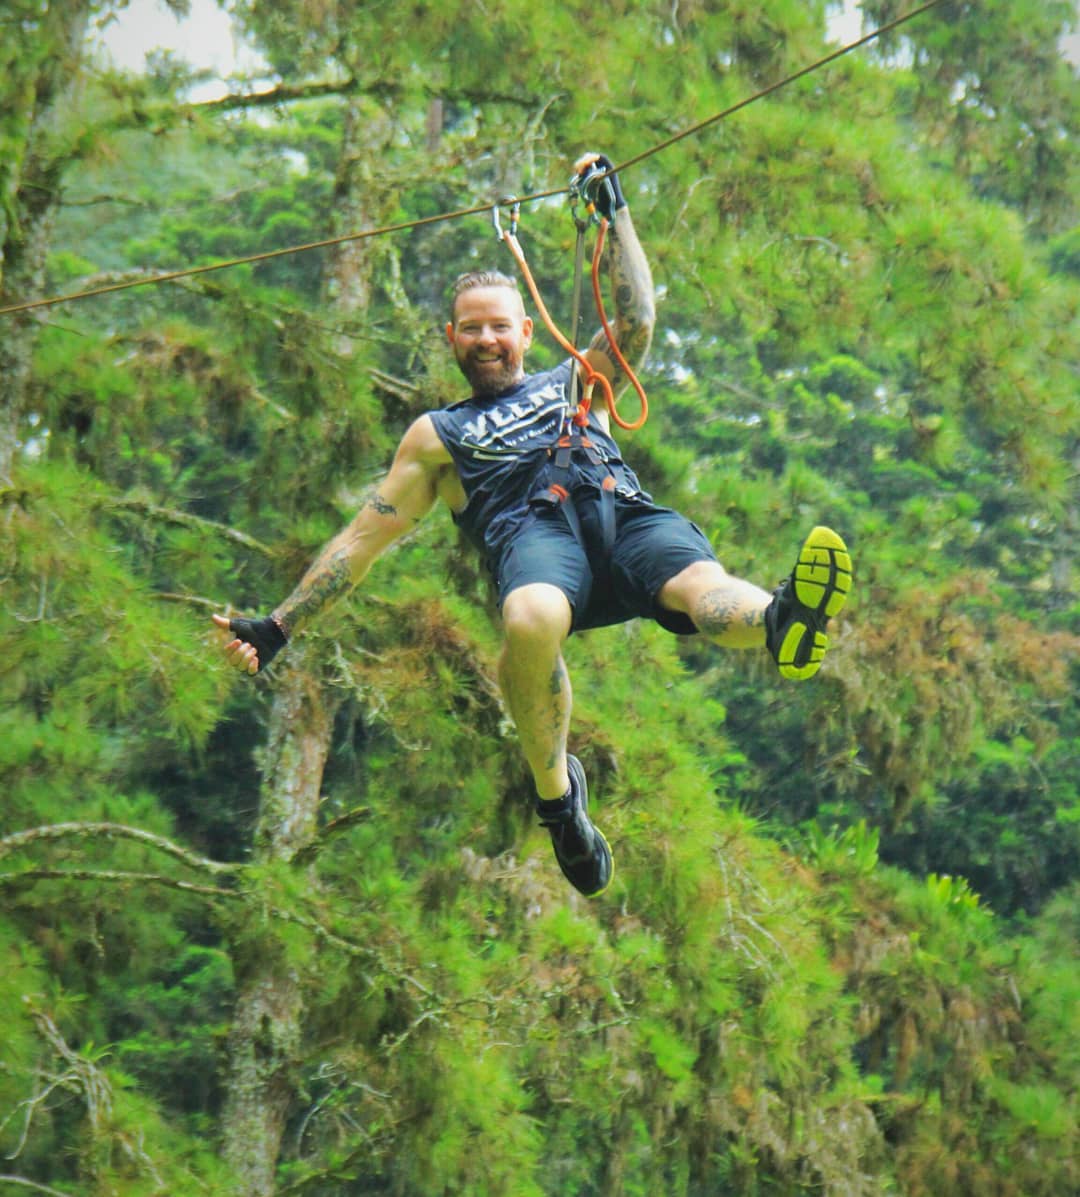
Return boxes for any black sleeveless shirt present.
[429,360,643,565]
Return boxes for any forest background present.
[1,1,1078,1194]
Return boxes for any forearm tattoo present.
[275,548,353,633]
[590,221,654,375]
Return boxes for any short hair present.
[449,270,522,320]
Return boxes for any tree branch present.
[62,193,147,208]
[12,1006,162,1186]
[190,77,362,115]
[155,590,229,611]
[369,367,419,401]
[0,828,450,1003]
[0,865,389,972]
[106,496,278,558]
[0,1175,75,1196]
[265,903,378,963]
[186,77,541,116]
[0,821,238,875]
[96,75,542,140]
[56,267,161,293]
[0,868,239,898]
[292,806,372,866]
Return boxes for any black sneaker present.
[765,526,853,680]
[537,755,613,897]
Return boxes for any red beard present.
[457,348,522,397]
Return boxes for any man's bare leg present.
[497,583,574,800]
[659,560,771,648]
[660,528,853,677]
[499,581,613,896]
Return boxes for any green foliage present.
[861,0,1080,234]
[801,818,881,878]
[106,944,235,1110]
[1,1,1077,1194]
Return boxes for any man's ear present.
[522,316,534,348]
[446,321,455,346]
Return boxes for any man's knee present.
[658,559,730,615]
[501,583,573,646]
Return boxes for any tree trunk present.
[320,97,393,352]
[221,655,337,1197]
[222,76,380,1197]
[1050,443,1080,607]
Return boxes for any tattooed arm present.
[572,152,654,402]
[214,415,452,672]
[584,208,655,392]
[273,416,448,635]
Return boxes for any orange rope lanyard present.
[494,203,648,432]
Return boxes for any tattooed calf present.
[693,589,758,638]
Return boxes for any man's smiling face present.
[447,285,534,397]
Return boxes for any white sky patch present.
[91,0,269,101]
[827,0,1080,67]
[825,0,862,47]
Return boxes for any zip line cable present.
[0,0,949,320]
[613,0,949,175]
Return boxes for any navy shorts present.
[494,493,718,635]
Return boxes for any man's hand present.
[212,612,288,675]
[573,152,627,222]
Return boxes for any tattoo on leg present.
[545,660,567,771]
[695,589,741,638]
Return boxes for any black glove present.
[576,153,627,221]
[229,614,288,669]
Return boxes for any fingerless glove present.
[229,614,289,669]
[579,153,627,221]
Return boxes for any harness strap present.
[535,422,624,558]
[533,480,620,559]
[599,475,616,555]
[569,217,588,351]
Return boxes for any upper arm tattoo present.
[365,490,398,518]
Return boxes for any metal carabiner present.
[568,172,590,232]
[568,164,616,228]
[491,196,520,241]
